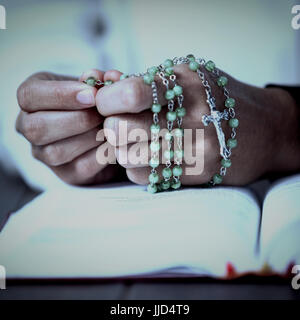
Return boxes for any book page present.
[0,182,261,279]
[260,174,300,273]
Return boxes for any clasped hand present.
[16,66,300,186]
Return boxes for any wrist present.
[266,87,300,173]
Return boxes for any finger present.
[16,108,103,145]
[51,143,115,185]
[17,77,98,112]
[79,69,105,82]
[104,69,123,82]
[104,107,198,147]
[92,164,121,185]
[103,110,155,146]
[96,63,207,117]
[95,75,168,116]
[119,138,212,185]
[126,164,211,186]
[31,127,102,166]
[28,72,77,82]
[116,142,150,168]
[116,140,175,169]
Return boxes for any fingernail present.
[76,89,95,105]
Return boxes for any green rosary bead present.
[164,149,174,160]
[104,80,113,86]
[189,60,200,71]
[166,111,177,121]
[164,131,173,141]
[162,167,172,179]
[172,165,183,176]
[165,89,175,100]
[160,180,171,190]
[142,55,239,193]
[187,54,195,61]
[165,67,174,76]
[147,184,158,194]
[221,158,232,168]
[225,98,235,108]
[213,174,223,184]
[150,141,160,152]
[173,85,183,96]
[175,149,184,159]
[176,107,186,117]
[149,158,159,168]
[205,60,215,72]
[174,128,183,137]
[151,103,162,113]
[86,77,97,87]
[147,66,158,76]
[150,124,160,134]
[227,138,237,149]
[171,181,181,190]
[163,59,174,68]
[217,76,228,87]
[229,118,239,128]
[120,74,128,80]
[149,173,159,184]
[143,73,154,85]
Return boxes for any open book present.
[0,174,299,279]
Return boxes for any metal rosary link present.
[121,55,238,191]
[147,79,162,193]
[158,69,174,185]
[196,68,230,160]
[168,67,184,186]
[150,80,160,174]
[180,56,234,185]
[210,67,238,177]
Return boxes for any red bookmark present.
[226,262,237,279]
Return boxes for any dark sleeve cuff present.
[266,84,300,107]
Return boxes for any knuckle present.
[121,81,144,112]
[74,158,95,181]
[52,85,65,106]
[189,106,202,122]
[56,172,78,186]
[126,168,138,184]
[41,144,64,166]
[22,116,45,145]
[15,112,23,133]
[104,116,117,133]
[126,168,146,185]
[204,136,217,156]
[17,82,32,111]
[103,116,119,146]
[77,110,98,131]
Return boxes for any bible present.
[0,174,299,279]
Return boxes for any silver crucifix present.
[202,97,230,159]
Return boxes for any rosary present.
[83,55,238,193]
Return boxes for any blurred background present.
[0,0,299,191]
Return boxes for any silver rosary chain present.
[124,55,238,188]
